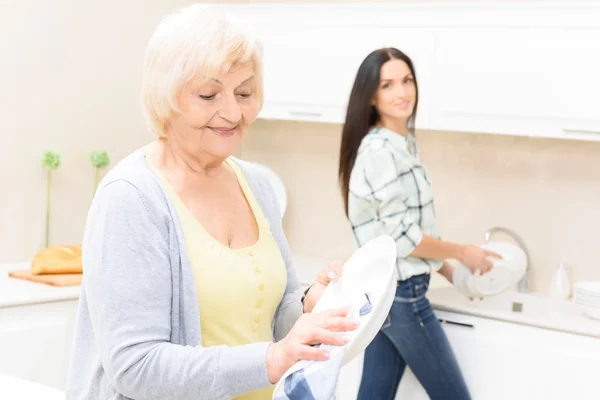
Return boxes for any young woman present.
[338,48,501,400]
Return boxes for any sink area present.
[451,289,571,316]
[428,286,600,338]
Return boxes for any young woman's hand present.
[265,306,359,384]
[302,260,345,313]
[458,244,502,274]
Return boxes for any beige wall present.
[241,121,600,292]
[2,0,599,294]
[0,0,196,260]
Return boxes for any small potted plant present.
[90,150,110,194]
[41,150,62,248]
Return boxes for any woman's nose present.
[218,92,242,123]
[395,84,406,98]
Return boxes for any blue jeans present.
[357,274,471,400]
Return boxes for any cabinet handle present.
[288,110,323,117]
[438,318,474,329]
[562,128,600,135]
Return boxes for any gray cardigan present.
[65,149,304,400]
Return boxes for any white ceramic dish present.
[272,235,397,398]
[574,281,600,294]
[453,241,527,298]
[310,234,397,366]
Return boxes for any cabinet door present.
[0,301,78,390]
[253,22,363,124]
[429,311,553,400]
[545,330,600,399]
[432,27,600,140]
[230,4,437,127]
[255,24,438,127]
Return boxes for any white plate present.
[453,241,527,298]
[272,236,397,398]
[311,234,397,365]
[574,281,600,295]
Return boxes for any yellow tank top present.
[153,158,287,400]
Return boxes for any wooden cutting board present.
[8,269,82,287]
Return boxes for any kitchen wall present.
[0,0,198,260]
[2,0,599,293]
[241,121,600,292]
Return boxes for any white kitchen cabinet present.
[230,5,437,129]
[0,300,78,390]
[255,22,364,124]
[395,310,600,400]
[432,27,600,141]
[337,310,600,399]
[226,2,600,142]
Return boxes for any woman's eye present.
[381,83,390,89]
[404,78,414,84]
[199,94,216,100]
[236,93,252,98]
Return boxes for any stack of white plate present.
[573,282,600,320]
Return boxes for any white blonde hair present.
[141,4,264,137]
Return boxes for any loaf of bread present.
[31,244,83,275]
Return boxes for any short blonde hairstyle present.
[141,4,264,137]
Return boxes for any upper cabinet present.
[228,2,600,141]
[431,10,600,141]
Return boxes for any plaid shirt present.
[348,127,443,281]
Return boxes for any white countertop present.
[0,255,451,309]
[428,286,600,338]
[0,373,64,400]
[0,255,323,309]
[0,262,81,309]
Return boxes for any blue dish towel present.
[272,294,373,400]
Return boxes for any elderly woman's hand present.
[302,260,345,313]
[265,305,359,384]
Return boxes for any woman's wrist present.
[302,282,327,313]
[266,342,291,384]
[439,262,455,283]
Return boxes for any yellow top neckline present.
[151,157,268,254]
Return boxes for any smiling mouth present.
[395,102,410,110]
[208,126,237,137]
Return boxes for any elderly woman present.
[65,4,357,400]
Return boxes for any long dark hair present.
[338,47,419,215]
